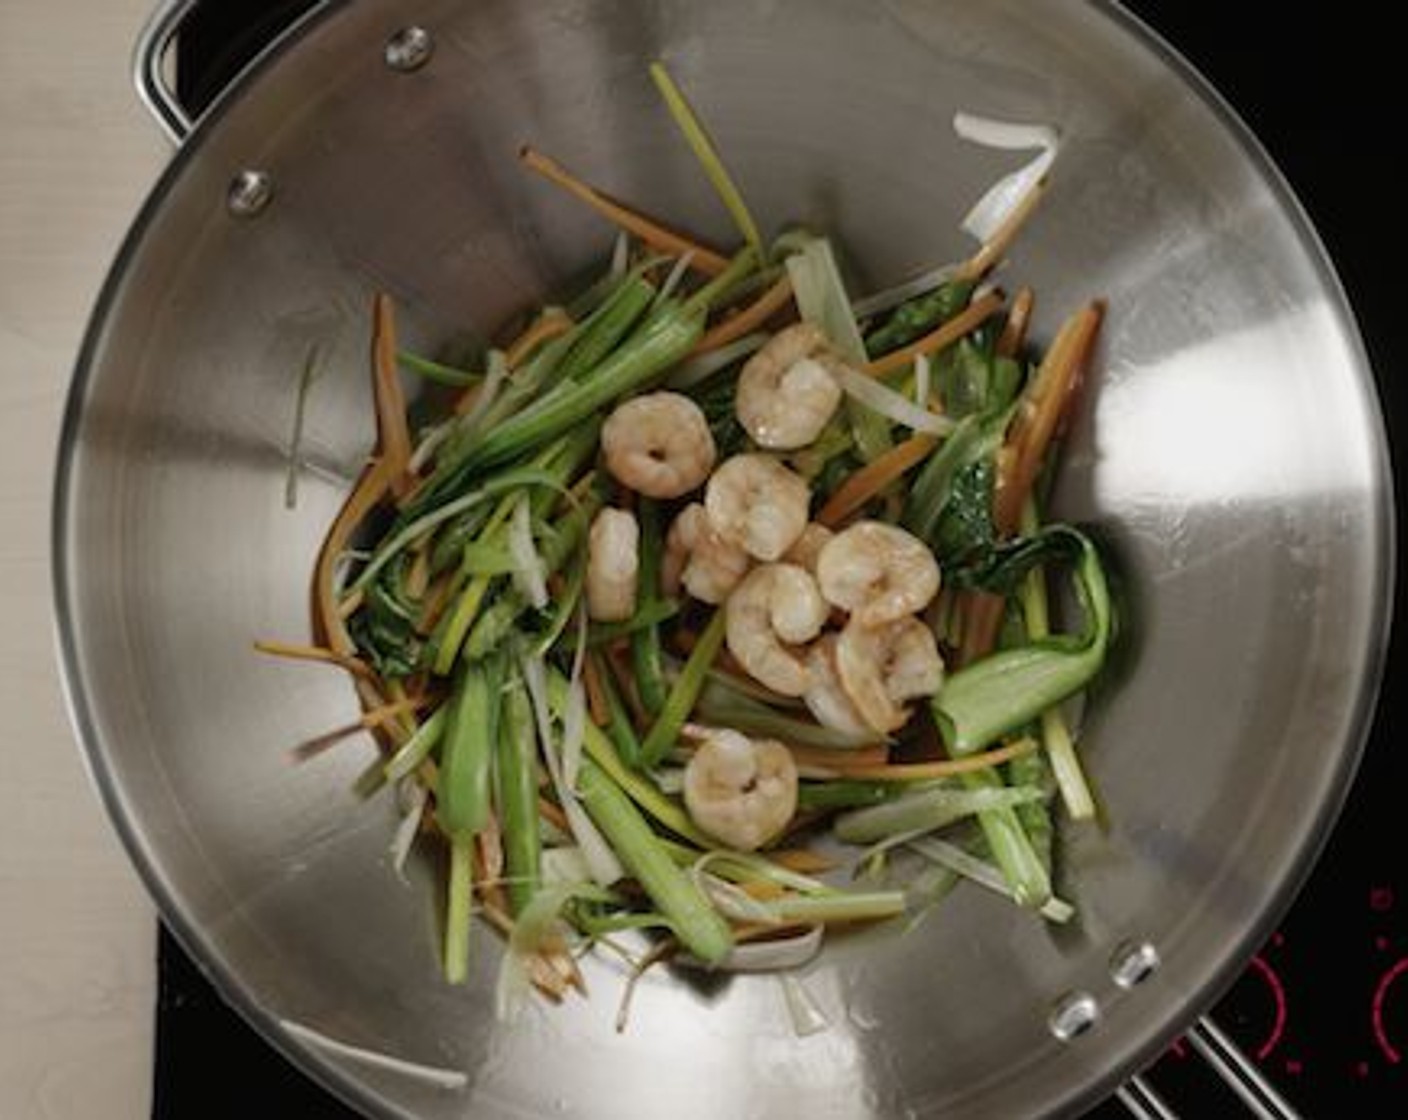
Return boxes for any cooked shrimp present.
[834,615,945,734]
[735,322,845,450]
[683,729,798,851]
[601,391,717,498]
[802,634,875,739]
[725,563,828,696]
[704,453,811,562]
[782,522,835,576]
[815,520,941,627]
[586,508,639,622]
[661,502,752,604]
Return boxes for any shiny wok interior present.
[53,1,1393,1116]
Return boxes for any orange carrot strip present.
[473,821,510,921]
[993,301,1104,535]
[475,900,572,1000]
[738,880,787,901]
[782,743,891,772]
[519,146,730,275]
[505,309,575,371]
[252,639,376,681]
[957,590,1008,668]
[767,848,840,874]
[313,456,392,657]
[954,177,1049,283]
[865,289,1006,378]
[582,655,612,729]
[816,434,939,528]
[689,274,795,355]
[290,696,423,761]
[538,795,571,834]
[416,572,458,635]
[996,286,1034,358]
[372,294,414,499]
[406,544,431,600]
[831,737,1037,781]
[336,587,365,620]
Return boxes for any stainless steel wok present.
[52,1,1394,1116]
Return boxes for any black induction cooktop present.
[154,4,1406,1117]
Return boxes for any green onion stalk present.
[437,651,506,983]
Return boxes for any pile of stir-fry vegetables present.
[262,65,1111,1024]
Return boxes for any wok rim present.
[49,1,1397,1116]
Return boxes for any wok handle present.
[1183,1016,1304,1120]
[1114,1016,1304,1120]
[132,0,199,144]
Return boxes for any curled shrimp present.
[802,634,874,739]
[704,453,811,562]
[661,502,752,604]
[834,615,945,734]
[683,728,798,851]
[585,507,639,622]
[735,323,845,450]
[782,522,835,576]
[601,391,717,499]
[725,563,828,696]
[815,520,941,627]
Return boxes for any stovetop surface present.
[155,3,1406,1117]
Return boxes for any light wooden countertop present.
[1,3,169,1116]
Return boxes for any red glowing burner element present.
[1370,885,1395,913]
[1248,954,1288,1061]
[1372,956,1408,1065]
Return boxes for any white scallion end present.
[389,777,427,884]
[508,494,549,610]
[520,652,624,888]
[852,262,958,321]
[780,974,831,1037]
[711,925,824,973]
[609,230,631,279]
[831,361,955,437]
[952,111,1059,244]
[907,837,1074,923]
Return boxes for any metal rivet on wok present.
[1110,940,1162,989]
[384,26,434,72]
[226,170,273,218]
[1048,990,1101,1042]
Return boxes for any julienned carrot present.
[519,146,731,276]
[865,289,1006,378]
[372,295,414,499]
[538,795,571,835]
[582,653,611,729]
[253,639,375,680]
[291,695,425,760]
[958,590,1007,668]
[506,309,574,371]
[475,898,579,1000]
[816,434,939,527]
[690,273,794,355]
[768,848,840,875]
[993,301,1104,534]
[314,456,392,657]
[955,301,1103,666]
[832,738,1037,781]
[997,286,1034,359]
[782,743,891,772]
[954,177,1049,283]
